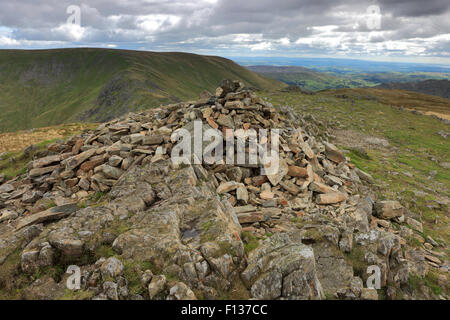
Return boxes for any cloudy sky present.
[0,0,449,64]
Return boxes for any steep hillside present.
[376,79,450,99]
[0,49,283,132]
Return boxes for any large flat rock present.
[16,204,78,230]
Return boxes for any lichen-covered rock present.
[0,224,43,265]
[168,282,197,300]
[361,288,378,300]
[48,234,84,260]
[0,209,18,223]
[148,275,167,299]
[242,232,323,300]
[0,80,440,301]
[375,200,404,220]
[406,217,423,232]
[377,231,401,257]
[314,243,354,298]
[16,204,78,230]
[0,183,15,194]
[20,242,54,274]
[405,249,429,277]
[109,160,244,297]
[22,276,65,300]
[339,230,353,253]
[103,281,119,300]
[100,257,124,278]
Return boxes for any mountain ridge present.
[0,48,284,133]
[376,79,450,99]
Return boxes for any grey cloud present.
[378,0,450,17]
[0,0,448,62]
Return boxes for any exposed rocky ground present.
[0,80,447,300]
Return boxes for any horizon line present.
[0,46,448,67]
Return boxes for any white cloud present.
[52,23,87,41]
[278,37,290,45]
[249,41,273,51]
[0,36,20,46]
[136,14,182,33]
[233,34,264,43]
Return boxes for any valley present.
[248,65,450,94]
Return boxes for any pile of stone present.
[0,80,365,226]
[0,80,447,300]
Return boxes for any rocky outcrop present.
[0,80,446,300]
[242,232,323,299]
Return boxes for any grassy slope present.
[325,88,450,119]
[0,123,99,154]
[0,123,98,179]
[0,49,126,132]
[262,89,449,296]
[0,48,284,133]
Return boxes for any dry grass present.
[407,109,450,121]
[0,123,98,153]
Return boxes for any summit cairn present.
[0,80,437,300]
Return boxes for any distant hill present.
[247,65,373,91]
[235,56,450,73]
[0,48,283,132]
[324,87,450,120]
[247,65,450,93]
[376,79,450,99]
